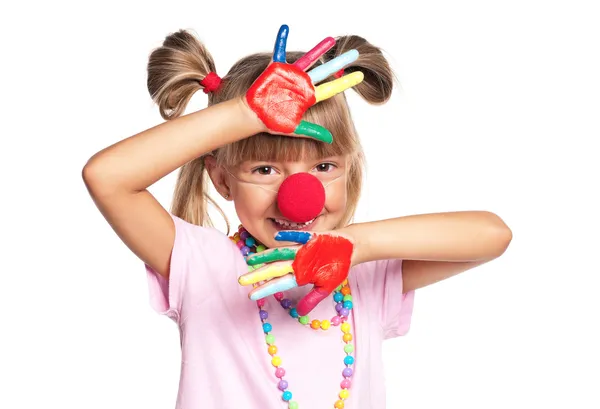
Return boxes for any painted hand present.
[238,231,354,316]
[245,24,364,143]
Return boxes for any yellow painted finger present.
[314,71,364,103]
[238,261,294,286]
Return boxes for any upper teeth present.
[274,218,315,227]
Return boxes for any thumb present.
[296,287,330,317]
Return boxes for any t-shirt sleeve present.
[144,214,198,323]
[377,259,416,339]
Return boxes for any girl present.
[83,24,512,409]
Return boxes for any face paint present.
[246,62,316,134]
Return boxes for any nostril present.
[277,173,325,223]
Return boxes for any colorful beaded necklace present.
[230,224,355,409]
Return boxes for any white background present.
[1,0,599,408]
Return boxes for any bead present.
[341,287,351,296]
[343,301,353,310]
[341,379,352,389]
[310,320,321,329]
[272,356,282,367]
[241,246,251,256]
[257,299,266,307]
[344,356,355,365]
[288,402,299,409]
[266,334,275,345]
[335,284,343,292]
[245,237,256,247]
[340,308,350,317]
[342,279,348,286]
[344,344,354,354]
[343,367,353,377]
[335,303,343,312]
[240,230,250,240]
[331,316,341,326]
[334,400,344,408]
[278,380,289,390]
[298,316,309,325]
[282,391,292,402]
[281,299,292,309]
[259,310,268,320]
[320,320,331,330]
[229,237,236,243]
[343,333,353,343]
[334,292,344,303]
[236,240,244,249]
[268,345,278,355]
[343,295,353,302]
[340,389,350,399]
[289,308,299,318]
[263,323,273,333]
[274,292,284,301]
[341,322,350,333]
[275,367,286,378]
[256,244,266,252]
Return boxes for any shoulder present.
[172,214,232,245]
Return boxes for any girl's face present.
[229,155,349,249]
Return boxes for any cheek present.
[234,186,274,217]
[324,182,348,214]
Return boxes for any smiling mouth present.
[269,216,319,231]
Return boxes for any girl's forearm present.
[343,211,512,265]
[83,96,263,193]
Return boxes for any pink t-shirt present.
[145,214,415,409]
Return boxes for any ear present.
[204,155,232,201]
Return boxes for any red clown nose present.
[277,173,325,223]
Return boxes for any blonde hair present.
[147,30,395,234]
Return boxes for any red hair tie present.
[200,72,222,94]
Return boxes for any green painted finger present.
[294,120,333,144]
[247,247,297,266]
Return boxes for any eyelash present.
[251,162,337,175]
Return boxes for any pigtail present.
[324,35,394,105]
[148,30,227,230]
[171,156,230,233]
[147,29,217,120]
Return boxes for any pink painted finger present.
[296,287,330,316]
[293,37,336,71]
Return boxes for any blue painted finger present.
[249,274,299,300]
[307,49,359,84]
[275,231,312,245]
[273,24,289,63]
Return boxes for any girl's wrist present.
[236,95,266,135]
[338,224,367,267]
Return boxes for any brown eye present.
[253,166,274,175]
[316,163,335,172]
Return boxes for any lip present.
[268,215,321,231]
